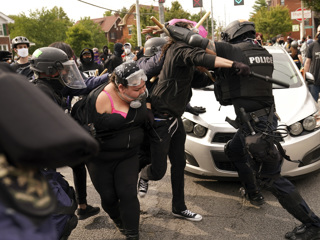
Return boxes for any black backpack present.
[71,82,108,137]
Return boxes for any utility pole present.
[159,1,165,38]
[301,0,305,39]
[211,0,214,41]
[136,0,142,47]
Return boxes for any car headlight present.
[193,124,207,137]
[289,122,303,135]
[303,116,316,131]
[183,119,194,133]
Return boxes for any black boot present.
[125,230,139,240]
[112,217,125,235]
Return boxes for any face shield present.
[58,60,86,89]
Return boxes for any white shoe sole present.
[172,212,203,222]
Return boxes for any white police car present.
[183,46,320,178]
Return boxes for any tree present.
[250,0,268,18]
[302,0,320,13]
[8,7,73,53]
[164,1,191,22]
[65,24,93,56]
[66,17,106,56]
[250,5,292,40]
[103,11,112,17]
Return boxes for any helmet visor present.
[59,60,86,89]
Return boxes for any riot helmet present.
[143,37,167,57]
[221,20,255,43]
[30,47,86,89]
[12,36,30,48]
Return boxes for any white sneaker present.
[138,178,148,197]
[172,209,203,221]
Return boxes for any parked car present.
[183,46,320,179]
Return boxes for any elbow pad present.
[166,25,209,49]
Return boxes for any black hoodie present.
[79,48,104,76]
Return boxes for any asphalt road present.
[59,162,320,240]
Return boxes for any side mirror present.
[305,72,315,85]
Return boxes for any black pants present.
[140,116,187,212]
[72,163,87,205]
[86,154,140,232]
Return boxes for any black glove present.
[146,108,154,125]
[185,103,206,116]
[232,61,250,76]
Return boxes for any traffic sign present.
[234,0,244,5]
[291,8,311,22]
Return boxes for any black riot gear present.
[144,37,167,57]
[221,20,255,43]
[12,36,30,48]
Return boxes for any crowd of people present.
[0,18,320,240]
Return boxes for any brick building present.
[0,12,14,51]
[91,14,122,44]
[268,0,320,40]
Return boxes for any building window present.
[280,0,285,5]
[0,25,4,36]
[128,27,132,35]
[110,32,115,39]
[0,44,8,51]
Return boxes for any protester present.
[123,43,135,62]
[79,48,104,77]
[304,25,320,102]
[104,42,124,73]
[93,47,102,64]
[82,61,148,240]
[10,36,33,79]
[100,45,110,63]
[138,20,250,222]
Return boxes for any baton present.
[150,16,170,36]
[195,11,211,29]
[250,71,290,88]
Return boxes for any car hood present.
[188,85,318,127]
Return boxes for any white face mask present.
[17,48,29,58]
[125,48,131,55]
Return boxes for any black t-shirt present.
[306,41,320,84]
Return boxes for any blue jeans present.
[309,84,320,102]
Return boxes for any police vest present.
[216,41,274,105]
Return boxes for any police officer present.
[214,20,320,239]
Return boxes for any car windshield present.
[270,50,302,89]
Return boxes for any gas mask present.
[123,88,148,108]
[17,48,29,58]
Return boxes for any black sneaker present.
[138,178,148,197]
[77,205,100,220]
[285,224,320,240]
[112,217,126,235]
[172,209,203,221]
[247,191,265,206]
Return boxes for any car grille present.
[212,133,235,143]
[299,145,320,167]
[210,150,237,171]
[212,132,284,143]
